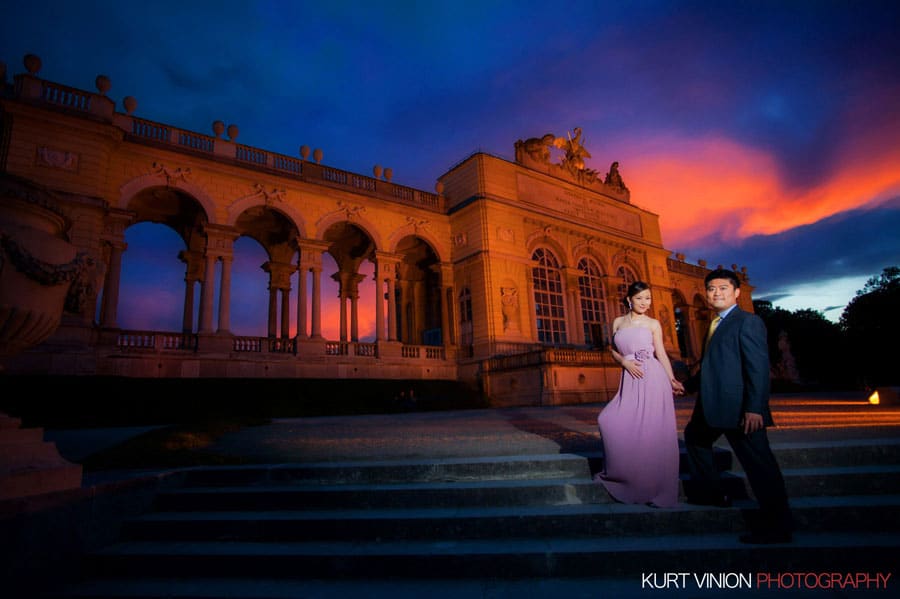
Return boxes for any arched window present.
[532,248,567,345]
[577,257,608,348]
[616,265,638,316]
[459,287,473,357]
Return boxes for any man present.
[684,268,793,544]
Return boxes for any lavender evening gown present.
[595,326,679,507]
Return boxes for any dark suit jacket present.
[690,307,773,429]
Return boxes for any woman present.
[594,281,684,507]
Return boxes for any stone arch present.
[526,228,569,267]
[118,173,215,224]
[315,208,383,251]
[387,224,447,263]
[571,239,607,272]
[226,193,308,239]
[233,204,301,265]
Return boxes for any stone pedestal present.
[0,412,82,501]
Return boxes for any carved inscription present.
[516,174,641,235]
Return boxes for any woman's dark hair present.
[622,280,651,308]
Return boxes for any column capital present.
[202,223,239,259]
[178,249,206,282]
[298,238,329,270]
[262,260,297,289]
[101,208,136,243]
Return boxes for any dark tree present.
[753,300,851,391]
[839,266,900,387]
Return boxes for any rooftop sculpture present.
[514,128,629,199]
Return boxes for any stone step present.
[176,453,597,487]
[752,439,900,470]
[151,463,898,513]
[120,495,900,542]
[72,532,900,581]
[767,464,900,496]
[153,478,616,511]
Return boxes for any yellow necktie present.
[706,315,721,347]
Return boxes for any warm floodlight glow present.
[868,391,880,405]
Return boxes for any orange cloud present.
[617,133,900,251]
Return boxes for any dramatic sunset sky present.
[3,1,899,337]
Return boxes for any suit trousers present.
[684,400,793,533]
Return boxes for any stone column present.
[281,288,291,339]
[349,272,365,342]
[375,252,402,343]
[526,260,539,343]
[311,266,323,339]
[178,250,203,333]
[374,266,385,342]
[333,271,349,342]
[296,264,308,339]
[99,241,125,328]
[201,224,238,335]
[96,209,133,329]
[387,276,397,341]
[198,253,216,334]
[266,284,278,338]
[296,239,328,339]
[181,280,195,333]
[440,287,451,345]
[438,263,455,346]
[564,268,584,345]
[217,256,233,333]
[262,261,294,339]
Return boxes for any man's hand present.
[742,412,764,434]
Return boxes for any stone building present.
[0,54,755,406]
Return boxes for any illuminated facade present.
[0,54,755,406]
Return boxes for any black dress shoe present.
[739,531,792,544]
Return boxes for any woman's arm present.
[610,317,645,379]
[652,320,685,395]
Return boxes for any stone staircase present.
[41,441,900,598]
[0,412,82,501]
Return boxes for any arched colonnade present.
[96,180,453,349]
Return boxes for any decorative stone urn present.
[0,173,85,501]
[0,173,88,361]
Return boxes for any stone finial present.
[212,120,225,138]
[373,165,382,179]
[123,96,137,114]
[383,167,393,182]
[698,259,707,267]
[24,53,42,75]
[226,124,239,141]
[732,264,739,272]
[676,252,685,261]
[299,145,310,160]
[435,181,444,195]
[95,75,111,95]
[313,148,323,164]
